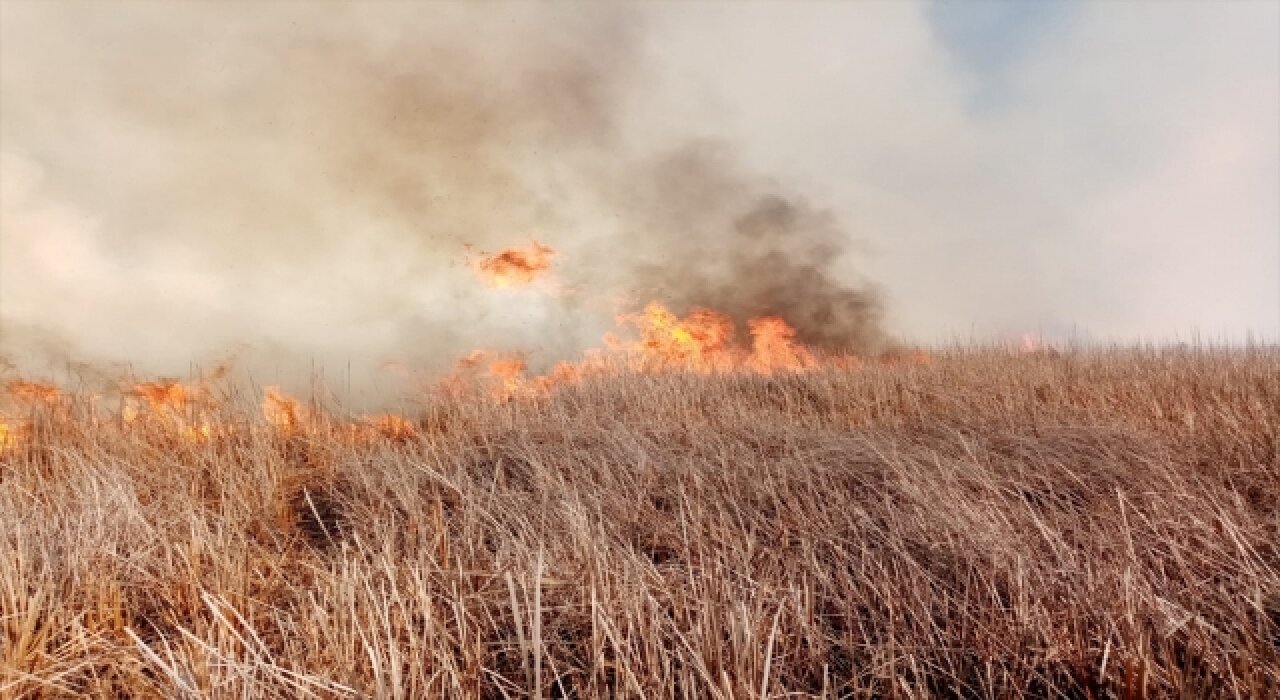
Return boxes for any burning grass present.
[1,346,1278,698]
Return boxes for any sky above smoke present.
[636,1,1278,343]
[2,1,1277,389]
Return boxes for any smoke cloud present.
[4,1,1276,397]
[635,2,1278,343]
[0,1,886,394]
[618,145,883,350]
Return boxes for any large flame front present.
[613,302,823,375]
[445,300,843,400]
[617,303,738,372]
[0,238,903,443]
[455,239,863,397]
[747,316,817,373]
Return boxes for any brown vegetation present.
[2,347,1277,698]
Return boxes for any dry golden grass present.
[1,346,1277,698]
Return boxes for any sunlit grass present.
[2,345,1277,698]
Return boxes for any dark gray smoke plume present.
[608,144,884,351]
[0,2,886,393]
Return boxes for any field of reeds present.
[2,346,1277,698]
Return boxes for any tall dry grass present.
[1,346,1277,698]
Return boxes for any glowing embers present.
[475,240,556,289]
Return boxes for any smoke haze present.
[2,1,1277,395]
[1,2,889,394]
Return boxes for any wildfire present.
[475,240,555,288]
[616,303,738,372]
[0,417,27,452]
[262,386,306,435]
[129,380,200,408]
[610,302,823,375]
[261,387,416,442]
[0,376,426,449]
[746,316,816,373]
[6,379,62,404]
[0,240,896,441]
[2,381,65,451]
[353,413,416,441]
[443,351,535,400]
[124,380,197,421]
[442,300,837,400]
[487,355,530,398]
[120,379,228,442]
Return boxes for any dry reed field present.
[2,346,1278,698]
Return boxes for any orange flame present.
[476,241,555,288]
[441,351,535,400]
[121,379,226,442]
[487,356,530,399]
[448,301,839,401]
[262,387,305,434]
[612,303,823,376]
[172,422,221,443]
[746,316,816,374]
[0,417,27,452]
[3,381,66,449]
[128,380,200,409]
[616,303,738,372]
[6,379,62,404]
[124,380,198,422]
[354,413,416,441]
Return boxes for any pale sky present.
[1,0,1277,380]
[634,1,1279,342]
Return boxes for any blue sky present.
[928,0,1071,74]
[927,0,1076,109]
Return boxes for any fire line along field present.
[1,2,1278,699]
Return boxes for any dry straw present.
[1,345,1277,698]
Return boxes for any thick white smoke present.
[2,1,1276,401]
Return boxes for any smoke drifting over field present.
[5,1,1278,392]
[0,2,884,388]
[625,150,884,351]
